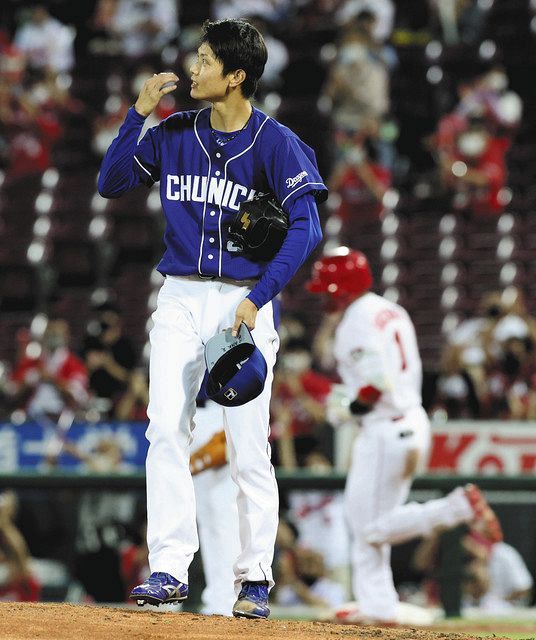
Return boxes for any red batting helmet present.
[306,247,373,299]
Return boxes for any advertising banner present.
[2,420,536,475]
[0,420,149,472]
[426,421,536,475]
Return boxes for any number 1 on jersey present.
[394,330,407,371]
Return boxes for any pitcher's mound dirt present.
[0,603,511,640]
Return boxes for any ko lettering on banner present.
[426,421,536,475]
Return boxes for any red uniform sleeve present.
[301,371,334,402]
[57,354,88,386]
[10,357,41,384]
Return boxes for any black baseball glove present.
[227,193,289,262]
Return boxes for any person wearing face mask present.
[106,0,178,59]
[458,67,523,135]
[456,127,488,157]
[270,339,333,469]
[327,121,392,220]
[323,11,391,138]
[92,94,131,158]
[323,11,397,222]
[9,318,89,421]
[484,331,535,420]
[442,117,510,215]
[82,302,138,418]
[435,291,508,418]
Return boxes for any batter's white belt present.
[167,274,259,287]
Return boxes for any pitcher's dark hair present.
[200,19,267,98]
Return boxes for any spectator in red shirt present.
[456,67,523,137]
[0,67,62,180]
[441,117,510,216]
[328,123,392,221]
[9,318,89,421]
[271,339,333,468]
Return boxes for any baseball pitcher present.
[98,19,326,618]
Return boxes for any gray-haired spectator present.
[14,5,75,75]
[322,11,395,137]
[108,0,178,58]
[335,0,395,42]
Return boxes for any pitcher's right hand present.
[134,71,179,118]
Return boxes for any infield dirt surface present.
[0,603,527,640]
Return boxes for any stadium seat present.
[109,215,161,269]
[0,312,34,363]
[51,239,98,288]
[0,265,39,312]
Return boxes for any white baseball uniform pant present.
[192,399,240,615]
[194,464,240,614]
[145,275,279,588]
[345,407,473,622]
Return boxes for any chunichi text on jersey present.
[166,174,256,211]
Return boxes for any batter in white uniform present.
[307,247,503,625]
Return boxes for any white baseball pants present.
[345,407,473,622]
[145,276,279,588]
[192,399,240,615]
[194,464,240,614]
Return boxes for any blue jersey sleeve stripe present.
[193,109,212,275]
[280,181,326,207]
[134,155,154,179]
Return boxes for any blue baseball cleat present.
[232,581,270,619]
[130,572,188,607]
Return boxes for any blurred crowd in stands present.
[3,281,536,465]
[411,521,533,613]
[1,300,145,424]
[434,286,536,420]
[0,0,524,210]
[0,0,536,611]
[0,0,532,428]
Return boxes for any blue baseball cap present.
[199,323,267,407]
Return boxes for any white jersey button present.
[210,210,216,216]
[216,153,221,158]
[209,237,215,243]
[208,254,214,259]
[215,170,221,176]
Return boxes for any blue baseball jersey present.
[98,106,327,308]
